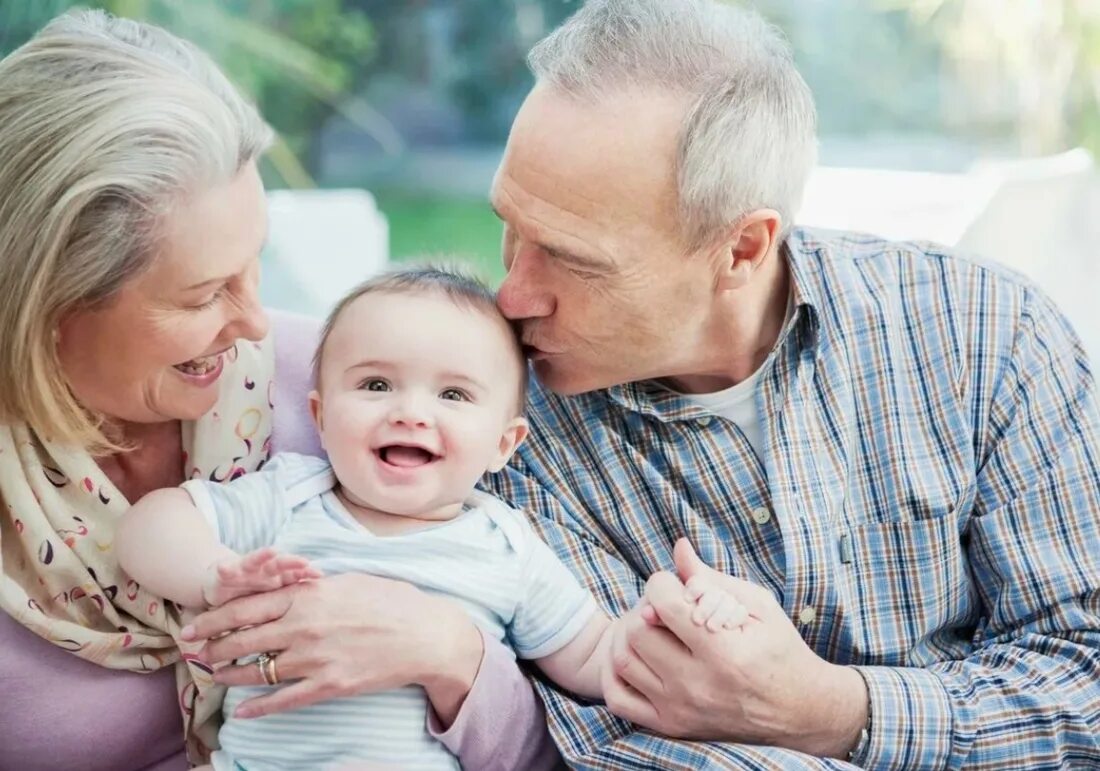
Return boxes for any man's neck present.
[665,250,791,395]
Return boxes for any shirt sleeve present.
[508,519,598,659]
[180,455,293,553]
[854,286,1100,770]
[427,628,566,771]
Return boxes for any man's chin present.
[531,359,607,396]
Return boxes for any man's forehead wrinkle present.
[497,174,617,263]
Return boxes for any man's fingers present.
[668,542,778,620]
[182,585,295,642]
[611,614,665,699]
[642,571,710,652]
[673,538,711,585]
[640,601,663,627]
[602,670,661,728]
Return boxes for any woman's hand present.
[181,572,484,723]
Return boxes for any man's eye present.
[190,288,224,310]
[359,378,390,392]
[440,388,469,402]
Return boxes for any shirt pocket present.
[843,509,978,667]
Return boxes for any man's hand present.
[603,539,868,759]
[201,547,321,607]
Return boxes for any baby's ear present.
[488,416,529,472]
[307,390,325,440]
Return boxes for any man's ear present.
[713,208,783,291]
[307,389,326,447]
[487,416,529,472]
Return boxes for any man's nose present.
[497,247,554,320]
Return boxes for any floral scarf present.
[0,337,275,764]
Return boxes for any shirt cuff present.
[851,665,954,771]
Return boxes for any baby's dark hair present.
[312,264,528,412]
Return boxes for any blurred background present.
[2,0,1099,356]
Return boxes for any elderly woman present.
[0,11,559,771]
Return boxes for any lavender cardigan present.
[0,311,561,771]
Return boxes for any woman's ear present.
[487,416,529,472]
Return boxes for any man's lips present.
[522,342,559,360]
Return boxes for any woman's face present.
[57,163,270,427]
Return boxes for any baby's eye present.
[439,388,469,402]
[359,378,390,392]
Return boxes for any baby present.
[118,266,740,771]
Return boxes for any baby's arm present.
[535,612,612,700]
[537,576,748,699]
[116,488,317,608]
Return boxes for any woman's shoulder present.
[267,309,324,458]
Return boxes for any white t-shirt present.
[664,294,794,461]
[182,452,596,771]
[677,369,766,459]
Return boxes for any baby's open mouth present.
[173,352,222,376]
[377,445,440,467]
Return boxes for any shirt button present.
[751,507,771,525]
[798,606,817,625]
[695,416,713,427]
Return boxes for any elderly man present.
[484,0,1100,768]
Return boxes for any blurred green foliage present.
[0,0,377,186]
[376,192,505,283]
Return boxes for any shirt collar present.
[603,227,824,420]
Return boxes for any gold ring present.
[256,651,280,685]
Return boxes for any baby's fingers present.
[263,553,313,576]
[691,588,723,626]
[707,596,749,632]
[234,548,279,576]
[683,575,709,602]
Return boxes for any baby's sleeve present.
[180,455,293,553]
[508,524,598,660]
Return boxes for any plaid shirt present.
[485,227,1100,770]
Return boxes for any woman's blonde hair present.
[0,10,272,453]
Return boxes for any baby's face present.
[311,291,526,521]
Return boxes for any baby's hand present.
[683,574,748,632]
[202,547,321,607]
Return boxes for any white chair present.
[957,148,1100,364]
[261,189,390,317]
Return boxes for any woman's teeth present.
[174,354,219,375]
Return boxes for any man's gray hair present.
[528,0,817,247]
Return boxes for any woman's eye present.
[440,388,469,402]
[360,378,390,392]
